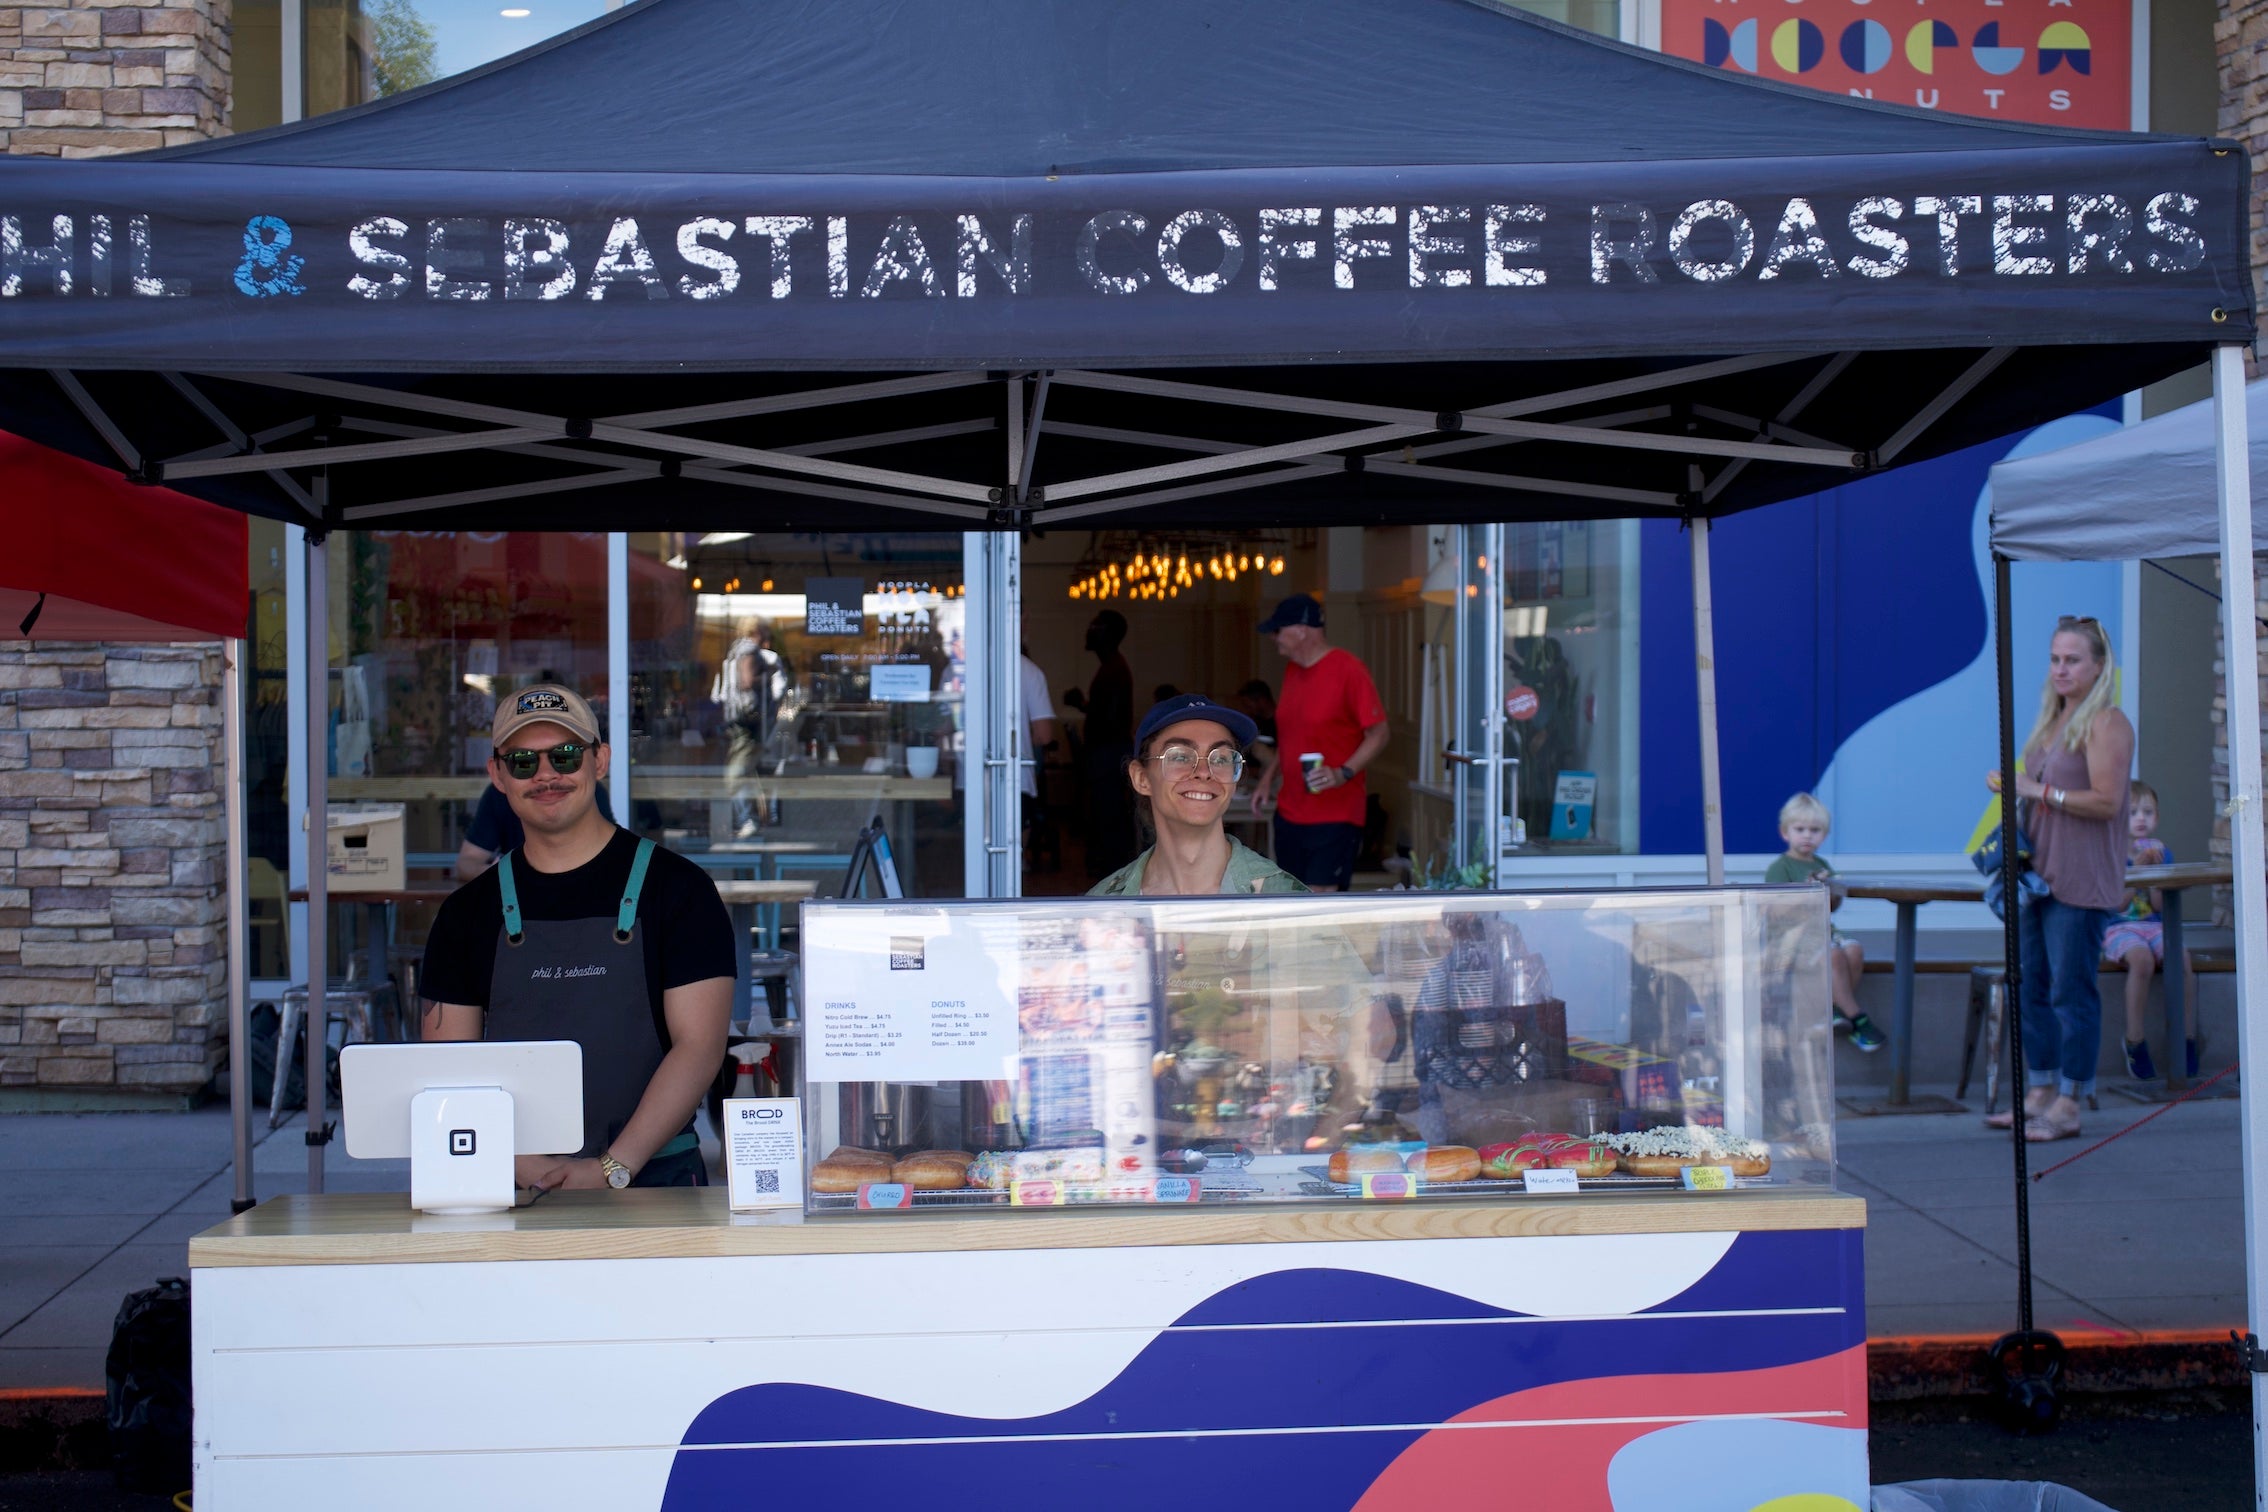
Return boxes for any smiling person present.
[420,684,735,1190]
[1090,694,1305,898]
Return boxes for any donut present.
[812,1146,893,1194]
[1543,1141,1617,1178]
[891,1150,975,1190]
[1406,1145,1482,1184]
[1328,1147,1407,1185]
[966,1151,1014,1190]
[1477,1141,1548,1178]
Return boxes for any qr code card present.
[724,1097,803,1210]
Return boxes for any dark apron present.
[486,838,696,1167]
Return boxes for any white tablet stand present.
[340,1042,584,1215]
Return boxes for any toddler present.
[1765,792,1884,1051]
[2102,780,2196,1080]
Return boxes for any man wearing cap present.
[1090,693,1303,897]
[1256,594,1390,892]
[420,683,735,1190]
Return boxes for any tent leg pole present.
[1691,519,1725,885]
[2209,343,2268,1498]
[304,528,329,1194]
[224,638,254,1215]
[1993,554,2035,1334]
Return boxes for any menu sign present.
[804,908,1022,1081]
[804,578,865,637]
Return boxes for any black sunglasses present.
[498,742,587,780]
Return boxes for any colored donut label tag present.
[1359,1173,1414,1200]
[1681,1165,1733,1191]
[1010,1180,1066,1207]
[1522,1168,1580,1194]
[855,1183,913,1209]
[1151,1176,1201,1204]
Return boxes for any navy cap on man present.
[1257,594,1326,634]
[1136,693,1260,751]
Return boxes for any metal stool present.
[267,986,375,1131]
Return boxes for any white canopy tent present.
[1992,374,2268,561]
[1989,351,2268,1469]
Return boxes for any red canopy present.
[0,433,248,641]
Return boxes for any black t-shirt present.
[421,828,735,1043]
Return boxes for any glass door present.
[1449,524,1506,884]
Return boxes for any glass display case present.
[798,886,1834,1212]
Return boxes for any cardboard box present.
[325,805,405,893]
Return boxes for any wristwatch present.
[1336,765,1356,785]
[600,1153,633,1189]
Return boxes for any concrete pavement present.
[0,1086,2249,1391]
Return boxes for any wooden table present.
[2122,861,2231,1091]
[290,886,458,1007]
[1834,876,1984,1108]
[713,879,818,1022]
[1843,861,2235,1100]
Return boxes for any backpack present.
[106,1276,192,1495]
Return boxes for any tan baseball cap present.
[491,683,601,748]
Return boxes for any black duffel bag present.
[106,1275,192,1495]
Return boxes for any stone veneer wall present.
[1,1,233,1095]
[0,0,230,156]
[0,646,229,1094]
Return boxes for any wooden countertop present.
[189,1187,1864,1269]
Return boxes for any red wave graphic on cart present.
[1352,1346,1869,1511]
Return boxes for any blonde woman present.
[1985,616,2133,1142]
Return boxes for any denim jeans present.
[2018,894,2111,1099]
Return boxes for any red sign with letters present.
[1657,0,2133,130]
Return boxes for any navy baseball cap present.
[1258,593,1325,633]
[1137,693,1260,751]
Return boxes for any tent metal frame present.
[34,349,2005,533]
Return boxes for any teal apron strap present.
[615,837,655,943]
[497,851,524,945]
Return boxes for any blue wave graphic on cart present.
[660,1231,1862,1511]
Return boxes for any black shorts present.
[1273,818,1362,891]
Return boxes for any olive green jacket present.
[1088,836,1307,897]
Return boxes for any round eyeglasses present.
[1147,749,1245,782]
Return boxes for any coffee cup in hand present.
[1301,752,1326,791]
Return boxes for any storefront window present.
[327,530,611,863]
[231,0,609,133]
[629,533,968,899]
[1504,520,1640,855]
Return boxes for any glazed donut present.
[1544,1141,1617,1178]
[1406,1145,1482,1184]
[1328,1147,1408,1185]
[891,1150,975,1190]
[1477,1141,1548,1178]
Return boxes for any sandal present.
[1986,1095,2052,1131]
[2023,1114,2082,1142]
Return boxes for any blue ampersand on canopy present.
[234,215,306,297]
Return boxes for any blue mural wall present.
[1639,405,2127,860]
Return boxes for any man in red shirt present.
[1254,593,1390,891]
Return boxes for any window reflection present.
[630,533,968,898]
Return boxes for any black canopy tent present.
[0,0,2262,1463]
[0,0,2246,536]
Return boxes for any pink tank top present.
[2026,736,2128,911]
